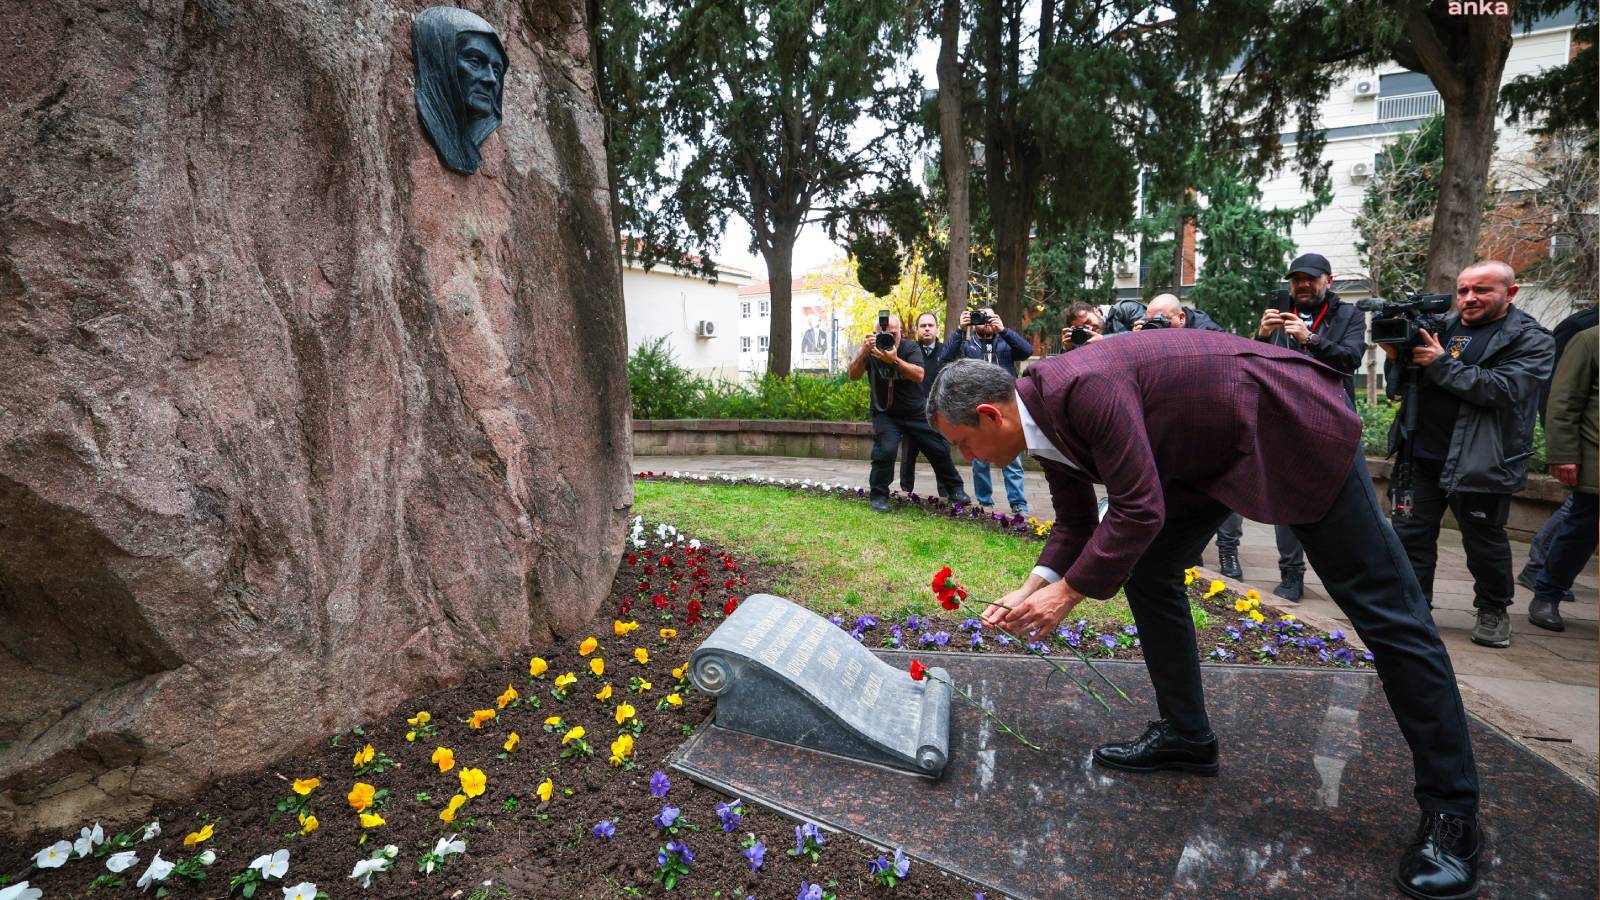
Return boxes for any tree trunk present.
[1402,8,1513,293]
[762,234,797,377]
[937,0,969,332]
[991,178,1035,326]
[1171,209,1187,295]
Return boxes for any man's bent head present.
[926,359,1028,464]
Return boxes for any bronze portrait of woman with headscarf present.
[412,6,508,175]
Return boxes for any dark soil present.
[2,502,1368,900]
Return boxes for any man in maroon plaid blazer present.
[926,331,1481,900]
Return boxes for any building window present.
[1376,71,1440,122]
[758,336,770,351]
[740,336,751,353]
[740,302,751,318]
[758,300,770,316]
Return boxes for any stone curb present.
[1198,566,1598,791]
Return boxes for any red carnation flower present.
[909,659,928,681]
[931,566,952,592]
[723,597,738,615]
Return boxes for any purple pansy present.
[744,839,766,870]
[650,770,671,797]
[716,799,742,832]
[592,819,616,841]
[653,805,681,830]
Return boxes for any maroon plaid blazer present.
[1015,330,1361,599]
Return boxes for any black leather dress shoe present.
[1528,597,1565,631]
[1092,720,1219,776]
[1395,811,1480,899]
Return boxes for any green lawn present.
[632,479,1132,624]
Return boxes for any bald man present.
[1383,260,1554,649]
[1134,293,1225,333]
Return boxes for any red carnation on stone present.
[909,659,928,681]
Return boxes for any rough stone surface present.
[0,0,631,836]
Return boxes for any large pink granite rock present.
[0,0,631,836]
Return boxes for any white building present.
[621,253,753,382]
[1114,7,1584,322]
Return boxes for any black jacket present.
[911,339,948,389]
[1257,291,1367,399]
[1184,307,1226,333]
[942,326,1033,375]
[1386,306,1555,493]
[1104,299,1147,335]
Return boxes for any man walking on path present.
[1526,325,1598,631]
[927,334,1483,900]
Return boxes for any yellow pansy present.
[633,679,653,693]
[595,683,613,701]
[671,665,686,680]
[1234,598,1254,612]
[352,743,375,768]
[609,733,634,766]
[439,794,467,823]
[536,778,553,802]
[292,777,320,796]
[182,823,214,846]
[1184,567,1197,586]
[1245,589,1262,603]
[543,715,564,727]
[659,628,678,640]
[615,702,636,725]
[359,812,386,828]
[579,636,599,656]
[562,726,587,745]
[529,656,549,677]
[590,658,605,677]
[459,767,487,798]
[1280,613,1296,622]
[614,619,639,636]
[348,782,375,812]
[407,711,431,727]
[1248,609,1266,623]
[1203,579,1226,599]
[666,693,683,707]
[634,648,650,665]
[503,732,520,753]
[431,746,455,773]
[554,672,577,689]
[497,684,519,709]
[298,813,319,835]
[469,708,497,729]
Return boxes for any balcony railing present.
[1376,91,1441,122]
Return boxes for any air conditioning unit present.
[1353,79,1377,99]
[695,320,717,338]
[1349,160,1373,180]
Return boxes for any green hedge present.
[1357,398,1546,469]
[628,337,870,421]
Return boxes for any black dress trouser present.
[869,413,965,501]
[1124,451,1480,815]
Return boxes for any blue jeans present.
[973,454,1027,511]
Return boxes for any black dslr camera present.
[875,309,896,350]
[969,308,992,326]
[1140,314,1171,330]
[1357,292,1452,349]
[1069,326,1094,347]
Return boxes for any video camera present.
[1357,292,1453,349]
[875,309,896,351]
[1140,314,1171,331]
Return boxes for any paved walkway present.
[640,453,1599,784]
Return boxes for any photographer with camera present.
[898,312,959,496]
[1377,260,1554,649]
[1252,253,1368,599]
[1135,293,1226,333]
[849,311,970,513]
[1060,299,1148,351]
[942,306,1034,515]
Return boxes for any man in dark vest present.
[899,312,964,498]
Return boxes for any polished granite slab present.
[671,652,1599,899]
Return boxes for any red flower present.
[931,566,952,592]
[937,589,962,611]
[723,597,738,615]
[932,565,967,610]
[909,659,928,681]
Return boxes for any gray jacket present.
[1387,306,1555,493]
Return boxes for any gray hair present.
[926,358,1016,427]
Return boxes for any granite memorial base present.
[671,651,1599,899]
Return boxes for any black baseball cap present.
[1287,253,1332,278]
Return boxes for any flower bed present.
[2,489,1367,900]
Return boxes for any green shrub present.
[628,340,872,421]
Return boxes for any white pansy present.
[198,849,217,866]
[74,821,105,857]
[0,881,44,900]
[141,820,161,842]
[349,855,392,888]
[107,850,139,872]
[281,882,319,900]
[33,839,72,869]
[250,849,290,880]
[434,834,466,857]
[379,845,398,859]
[688,538,701,550]
[137,851,174,891]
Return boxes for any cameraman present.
[848,312,969,513]
[1135,293,1225,333]
[942,306,1033,515]
[898,312,961,497]
[1383,260,1554,649]
[1060,299,1147,351]
[1254,253,1367,599]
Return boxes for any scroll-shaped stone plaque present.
[689,594,951,776]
